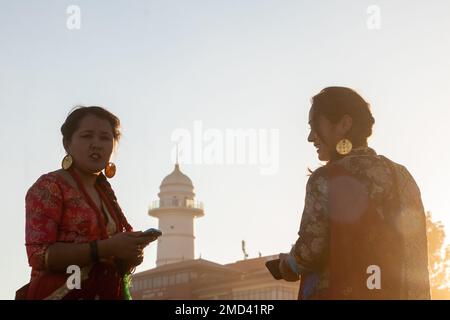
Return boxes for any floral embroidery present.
[290,147,430,299]
[25,173,116,276]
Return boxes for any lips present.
[314,144,320,153]
[89,153,102,161]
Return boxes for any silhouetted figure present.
[278,87,430,300]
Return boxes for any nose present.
[90,137,103,150]
[307,130,314,143]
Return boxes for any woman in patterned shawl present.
[279,87,430,300]
[20,106,157,300]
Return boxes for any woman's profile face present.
[65,114,115,174]
[307,107,347,162]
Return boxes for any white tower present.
[149,164,204,267]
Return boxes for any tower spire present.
[175,143,180,171]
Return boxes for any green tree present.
[426,212,450,299]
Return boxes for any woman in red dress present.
[22,106,156,300]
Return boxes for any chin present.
[82,165,104,174]
[317,153,329,162]
[92,167,105,174]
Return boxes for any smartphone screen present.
[265,259,283,280]
[143,228,162,237]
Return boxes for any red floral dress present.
[25,172,131,299]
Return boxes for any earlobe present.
[62,139,71,154]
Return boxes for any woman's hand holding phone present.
[138,228,162,245]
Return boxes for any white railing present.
[149,199,204,211]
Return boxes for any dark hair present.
[311,87,375,148]
[61,106,121,145]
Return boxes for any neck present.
[72,166,100,188]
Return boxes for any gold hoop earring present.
[336,139,353,155]
[105,162,116,178]
[61,154,73,170]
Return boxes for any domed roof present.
[160,164,193,187]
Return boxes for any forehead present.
[308,107,328,126]
[77,114,112,133]
[308,106,316,123]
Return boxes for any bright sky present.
[1,0,449,299]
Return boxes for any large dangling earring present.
[61,154,73,170]
[104,162,116,178]
[336,139,353,155]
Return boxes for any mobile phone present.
[265,259,283,280]
[142,228,162,238]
